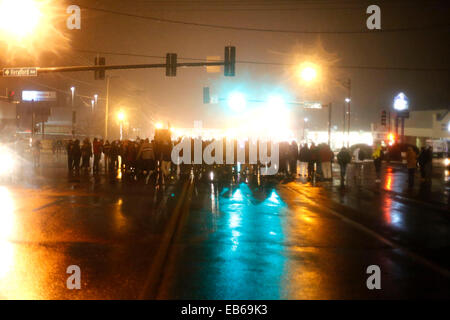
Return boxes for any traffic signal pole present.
[347,80,351,148]
[2,46,236,141]
[105,76,110,140]
[0,62,226,76]
[327,103,332,147]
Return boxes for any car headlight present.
[0,148,15,175]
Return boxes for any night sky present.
[0,0,449,134]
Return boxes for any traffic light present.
[95,56,106,80]
[381,110,387,126]
[7,89,15,102]
[387,132,395,146]
[203,87,210,104]
[224,46,236,77]
[166,53,177,77]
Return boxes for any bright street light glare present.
[0,0,41,39]
[267,95,286,109]
[301,67,317,82]
[297,62,319,83]
[0,147,15,176]
[345,98,351,103]
[117,111,125,121]
[0,0,68,55]
[228,92,246,112]
[155,122,163,129]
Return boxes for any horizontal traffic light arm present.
[0,62,225,76]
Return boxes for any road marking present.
[284,185,450,279]
[156,181,195,299]
[139,179,191,299]
[32,198,66,212]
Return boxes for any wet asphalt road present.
[0,158,449,299]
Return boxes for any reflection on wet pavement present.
[1,163,449,299]
[160,177,450,299]
[0,172,186,299]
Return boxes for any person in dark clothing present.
[157,137,173,184]
[417,147,427,181]
[72,140,82,173]
[289,140,298,177]
[337,147,351,185]
[109,141,119,170]
[298,144,309,177]
[103,140,111,172]
[278,141,289,176]
[92,138,103,174]
[308,143,317,181]
[81,138,92,170]
[66,139,74,171]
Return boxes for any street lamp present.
[70,87,75,137]
[0,0,41,39]
[70,87,75,105]
[344,97,351,147]
[155,122,163,130]
[297,62,319,83]
[117,111,125,140]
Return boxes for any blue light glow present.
[228,92,246,112]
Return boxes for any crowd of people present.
[407,145,435,188]
[61,136,436,188]
[62,137,346,184]
[65,136,173,184]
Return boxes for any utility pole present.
[31,100,35,139]
[395,114,399,136]
[327,103,332,147]
[104,76,110,140]
[42,113,45,139]
[343,101,346,147]
[347,79,351,148]
[71,87,75,138]
[401,117,405,143]
[388,111,391,132]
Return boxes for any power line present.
[82,6,450,34]
[127,0,447,11]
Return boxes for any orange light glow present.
[0,0,69,58]
[297,62,320,83]
[387,133,396,146]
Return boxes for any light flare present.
[0,0,69,59]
